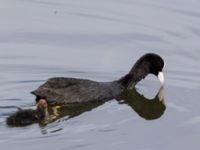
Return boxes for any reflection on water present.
[117,87,165,120]
[36,86,165,130]
[6,85,165,129]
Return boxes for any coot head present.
[118,53,165,89]
[35,99,48,119]
[141,53,164,83]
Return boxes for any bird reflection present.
[116,86,165,120]
[6,86,166,127]
[39,86,165,126]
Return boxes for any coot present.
[31,53,164,105]
[6,99,47,127]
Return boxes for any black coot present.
[31,53,164,105]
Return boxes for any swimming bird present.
[31,53,164,105]
[6,99,47,127]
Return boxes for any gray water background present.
[0,0,200,149]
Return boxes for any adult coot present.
[31,53,164,105]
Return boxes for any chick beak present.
[158,71,164,85]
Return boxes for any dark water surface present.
[0,0,200,150]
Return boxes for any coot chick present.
[31,53,164,105]
[6,99,47,127]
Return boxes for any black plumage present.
[31,53,164,105]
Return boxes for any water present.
[0,0,200,149]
